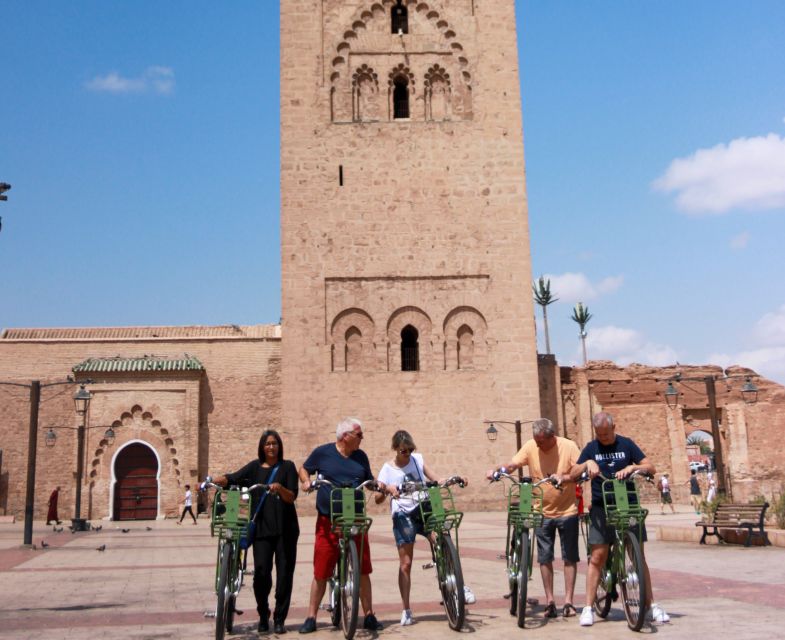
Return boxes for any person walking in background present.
[376,430,473,627]
[658,473,676,515]
[46,486,61,525]
[206,429,300,634]
[687,470,702,514]
[706,472,717,503]
[178,484,197,524]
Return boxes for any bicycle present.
[579,470,653,631]
[309,476,379,640]
[204,478,269,640]
[396,475,467,631]
[489,471,559,628]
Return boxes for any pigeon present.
[54,527,63,533]
[96,544,106,552]
[93,525,102,532]
[121,528,130,533]
[40,540,49,548]
[145,526,153,531]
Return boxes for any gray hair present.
[532,418,555,437]
[592,412,615,429]
[336,417,362,440]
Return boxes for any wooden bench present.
[695,502,770,547]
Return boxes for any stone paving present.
[1,504,783,640]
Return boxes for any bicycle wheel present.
[508,528,520,617]
[340,539,360,640]
[620,531,647,631]
[226,594,236,633]
[516,529,529,629]
[329,574,341,628]
[593,547,615,618]
[215,541,232,640]
[439,534,465,631]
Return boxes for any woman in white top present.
[376,430,471,626]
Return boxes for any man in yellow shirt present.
[487,418,581,618]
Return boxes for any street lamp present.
[483,419,536,480]
[485,424,499,442]
[662,373,759,499]
[72,384,91,531]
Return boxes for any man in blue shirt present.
[297,417,387,634]
[570,412,670,627]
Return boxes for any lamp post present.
[484,419,535,480]
[0,378,76,546]
[663,373,759,499]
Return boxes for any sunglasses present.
[352,431,364,440]
[398,448,414,455]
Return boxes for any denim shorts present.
[392,510,426,547]
[535,514,580,564]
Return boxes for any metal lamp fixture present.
[485,423,498,442]
[104,426,116,444]
[664,381,679,408]
[73,384,92,415]
[741,376,759,405]
[45,428,57,447]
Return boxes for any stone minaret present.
[281,0,539,502]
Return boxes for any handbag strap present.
[251,463,281,522]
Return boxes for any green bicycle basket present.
[600,478,648,530]
[420,485,463,534]
[507,481,545,530]
[211,488,253,540]
[329,487,373,536]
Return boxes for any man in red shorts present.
[298,417,388,633]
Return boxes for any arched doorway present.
[113,442,159,520]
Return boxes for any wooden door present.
[114,443,158,520]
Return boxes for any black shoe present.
[298,618,316,634]
[258,618,270,632]
[544,602,558,618]
[363,614,383,631]
[274,622,287,634]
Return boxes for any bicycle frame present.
[210,486,254,596]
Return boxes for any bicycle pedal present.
[203,611,216,618]
[235,609,244,616]
[422,562,435,570]
[319,604,334,612]
[497,554,508,560]
[503,593,512,600]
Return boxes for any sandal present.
[563,604,577,618]
[544,602,558,618]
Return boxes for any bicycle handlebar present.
[396,475,466,494]
[307,475,383,494]
[489,470,562,490]
[577,469,654,483]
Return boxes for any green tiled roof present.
[73,355,204,373]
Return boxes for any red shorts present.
[313,513,373,580]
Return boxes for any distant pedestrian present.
[178,485,197,524]
[46,486,62,525]
[687,470,702,514]
[706,472,717,503]
[657,473,675,514]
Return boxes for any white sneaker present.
[400,609,414,626]
[649,604,670,623]
[463,585,476,604]
[579,606,594,627]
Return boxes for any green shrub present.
[770,486,785,530]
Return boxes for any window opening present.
[401,325,419,371]
[393,77,410,119]
[339,164,344,186]
[391,1,408,34]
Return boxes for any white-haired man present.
[487,418,581,618]
[298,418,386,633]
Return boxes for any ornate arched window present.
[393,77,410,119]
[391,1,408,34]
[401,325,419,371]
[457,324,474,369]
[345,326,362,371]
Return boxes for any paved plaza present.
[1,505,783,640]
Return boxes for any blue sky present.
[2,1,784,383]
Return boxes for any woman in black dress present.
[210,429,300,633]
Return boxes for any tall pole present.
[73,423,86,527]
[23,381,41,547]
[514,420,523,480]
[705,376,728,498]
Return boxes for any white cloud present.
[708,303,785,384]
[544,272,623,303]
[85,66,175,95]
[583,325,679,367]
[730,231,750,250]
[652,133,785,214]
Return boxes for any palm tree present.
[533,276,558,354]
[571,302,592,366]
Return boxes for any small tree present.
[533,276,558,354]
[571,302,592,366]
